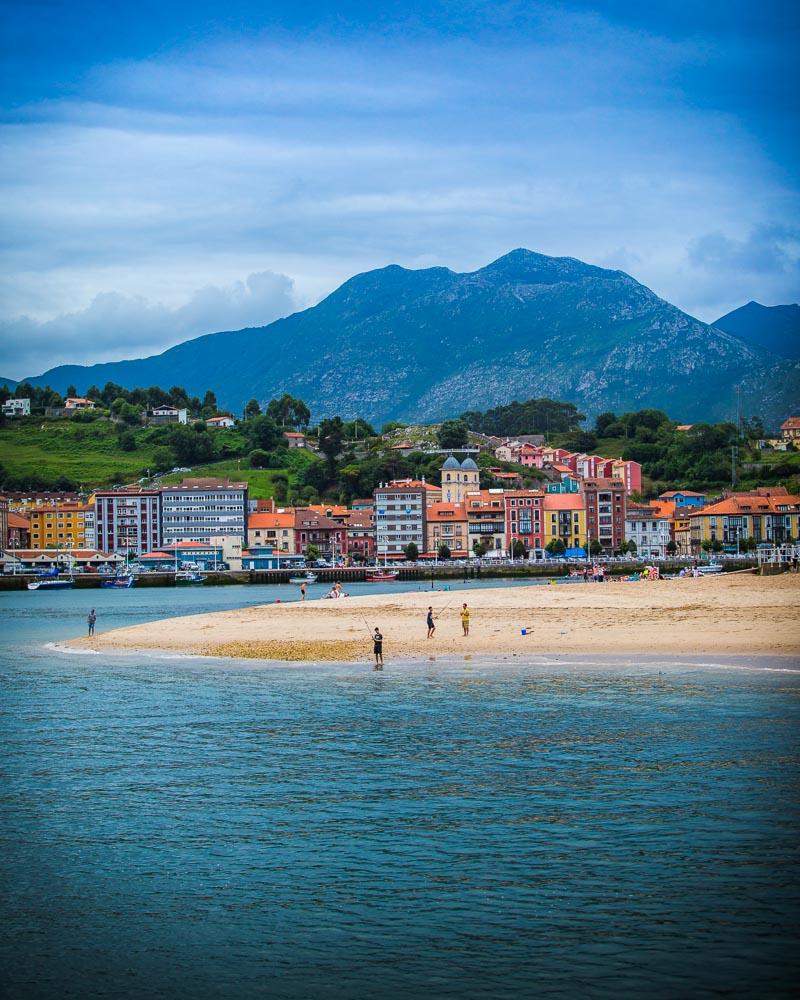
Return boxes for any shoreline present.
[64,574,800,662]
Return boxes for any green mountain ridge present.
[713,300,800,361]
[19,249,800,425]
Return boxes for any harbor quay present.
[0,559,762,590]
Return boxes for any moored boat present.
[175,570,204,585]
[697,563,723,575]
[101,573,136,589]
[27,576,74,591]
[365,570,399,582]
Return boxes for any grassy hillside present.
[158,451,318,499]
[0,419,162,487]
[0,418,319,497]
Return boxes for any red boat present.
[365,570,399,582]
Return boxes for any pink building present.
[611,459,642,494]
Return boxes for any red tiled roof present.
[248,512,295,530]
[543,494,585,511]
[427,503,467,521]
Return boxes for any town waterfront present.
[1,585,799,998]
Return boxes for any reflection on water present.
[0,588,798,998]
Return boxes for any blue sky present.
[1,0,798,378]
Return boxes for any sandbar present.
[65,573,800,662]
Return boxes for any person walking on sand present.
[426,606,435,639]
[300,582,307,601]
[373,627,384,667]
[87,608,97,636]
[460,603,470,637]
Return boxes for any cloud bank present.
[2,271,296,377]
[1,2,798,378]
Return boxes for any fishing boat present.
[175,570,204,585]
[365,570,399,582]
[27,575,74,591]
[697,562,723,575]
[101,573,136,589]
[289,572,317,584]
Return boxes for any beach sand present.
[65,572,800,662]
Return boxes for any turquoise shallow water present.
[1,585,799,999]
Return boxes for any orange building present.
[426,503,468,557]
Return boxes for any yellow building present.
[689,493,800,550]
[542,494,586,550]
[441,456,480,504]
[28,502,93,550]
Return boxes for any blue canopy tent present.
[565,547,587,558]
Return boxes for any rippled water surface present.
[1,586,799,998]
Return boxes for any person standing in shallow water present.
[426,606,435,639]
[87,609,97,636]
[373,627,384,668]
[300,582,307,601]
[460,603,470,637]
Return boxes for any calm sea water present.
[1,583,798,999]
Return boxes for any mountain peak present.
[714,301,800,360]
[19,248,798,427]
[478,247,618,284]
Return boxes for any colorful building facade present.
[28,502,93,550]
[504,490,545,553]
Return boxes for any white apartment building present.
[2,397,30,417]
[161,478,248,545]
[374,480,437,558]
[624,505,672,558]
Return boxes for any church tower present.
[441,455,480,504]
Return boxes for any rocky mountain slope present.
[21,250,800,425]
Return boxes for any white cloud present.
[1,270,296,378]
[0,13,798,364]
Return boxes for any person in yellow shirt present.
[460,603,470,637]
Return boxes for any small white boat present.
[289,573,317,584]
[697,562,723,575]
[27,576,74,591]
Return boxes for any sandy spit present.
[64,573,800,662]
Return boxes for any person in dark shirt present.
[426,606,435,638]
[87,609,97,636]
[373,627,384,667]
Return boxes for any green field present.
[159,452,317,498]
[0,418,319,497]
[0,419,163,487]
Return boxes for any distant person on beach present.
[427,606,435,638]
[300,582,307,601]
[792,555,798,574]
[87,609,97,636]
[373,627,384,667]
[460,603,470,636]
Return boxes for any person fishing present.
[426,606,435,639]
[460,603,470,637]
[372,627,384,667]
[87,608,97,636]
